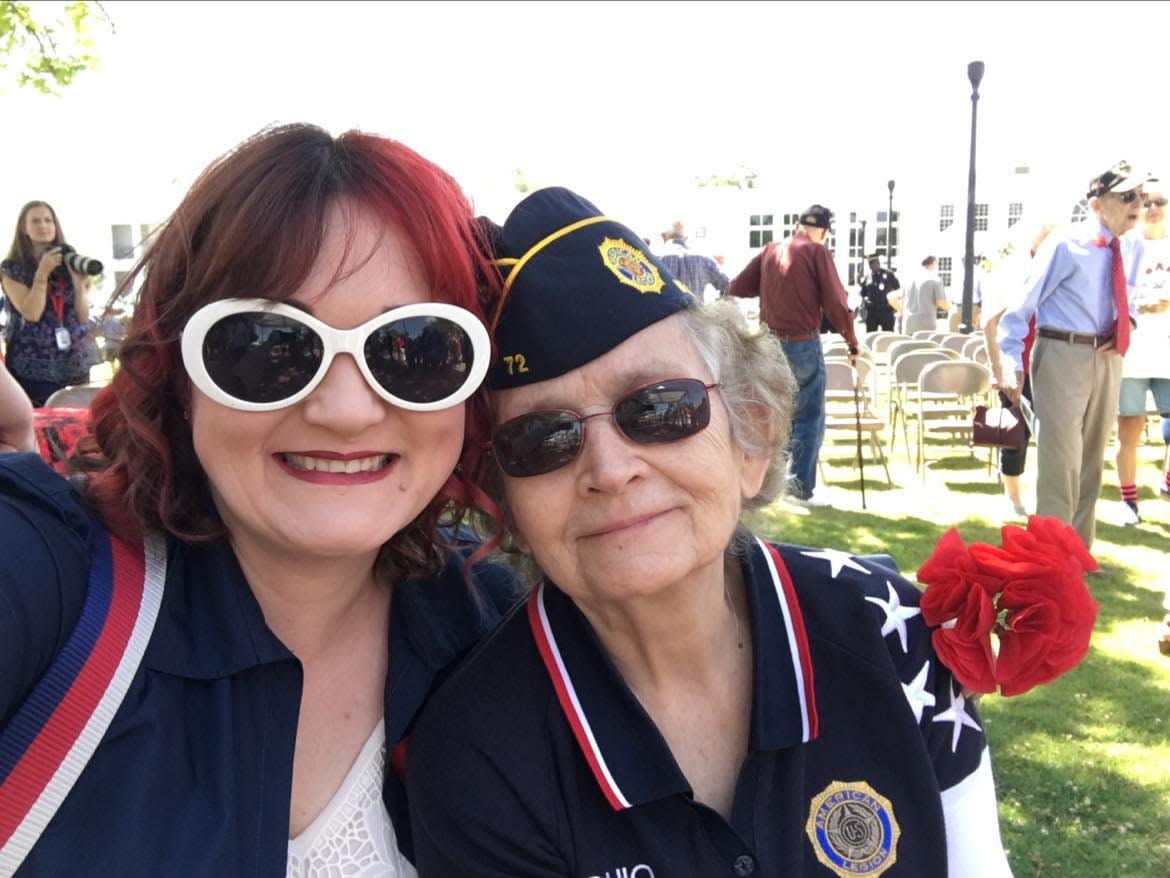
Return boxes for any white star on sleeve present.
[902,660,936,723]
[932,683,983,752]
[800,548,871,579]
[865,580,922,653]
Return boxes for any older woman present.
[0,125,515,875]
[407,188,1012,877]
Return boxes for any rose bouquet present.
[917,516,1099,696]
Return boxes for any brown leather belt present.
[1037,327,1112,348]
[774,330,820,343]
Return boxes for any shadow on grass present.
[944,480,1001,495]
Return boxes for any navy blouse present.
[0,453,518,876]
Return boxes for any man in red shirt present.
[729,204,858,505]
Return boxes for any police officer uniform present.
[859,257,900,332]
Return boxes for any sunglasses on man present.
[181,298,490,412]
[491,378,719,477]
[1111,189,1144,204]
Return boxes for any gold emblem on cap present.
[598,238,665,294]
[805,780,900,877]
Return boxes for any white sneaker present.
[792,492,832,508]
[1007,497,1027,517]
[1120,502,1141,526]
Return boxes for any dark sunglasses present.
[491,378,719,477]
[181,298,489,412]
[1113,190,1143,204]
[1144,198,1168,209]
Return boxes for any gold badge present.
[805,780,900,877]
[598,238,665,294]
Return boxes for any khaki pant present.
[1031,337,1123,548]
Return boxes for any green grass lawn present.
[745,421,1170,877]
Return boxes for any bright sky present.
[5,0,1170,232]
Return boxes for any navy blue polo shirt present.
[0,453,517,876]
[408,536,998,877]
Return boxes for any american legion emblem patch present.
[805,780,900,877]
[598,238,665,294]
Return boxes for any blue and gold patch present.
[485,187,694,390]
[598,237,665,294]
[805,780,900,877]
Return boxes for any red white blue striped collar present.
[527,537,819,811]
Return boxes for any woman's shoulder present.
[766,540,926,655]
[1,259,31,281]
[0,453,93,726]
[409,593,546,742]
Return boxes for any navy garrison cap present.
[487,187,694,389]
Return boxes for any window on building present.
[1007,202,1023,228]
[748,214,774,249]
[939,203,954,232]
[974,203,989,232]
[1070,199,1089,223]
[111,224,134,260]
[938,256,953,289]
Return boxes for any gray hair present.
[479,298,796,581]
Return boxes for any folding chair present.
[911,330,937,340]
[940,335,972,356]
[961,336,986,360]
[908,361,992,475]
[887,350,954,459]
[821,361,893,486]
[882,339,939,400]
[42,382,105,409]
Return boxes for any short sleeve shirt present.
[408,538,994,877]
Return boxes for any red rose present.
[918,529,999,693]
[917,518,1098,697]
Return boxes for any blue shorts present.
[1118,377,1170,416]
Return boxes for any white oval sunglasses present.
[181,298,490,413]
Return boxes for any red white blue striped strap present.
[526,540,818,812]
[0,528,166,872]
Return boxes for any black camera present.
[59,245,103,276]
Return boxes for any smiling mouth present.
[279,453,395,474]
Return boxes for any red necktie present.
[1109,236,1130,355]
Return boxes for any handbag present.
[971,404,1025,450]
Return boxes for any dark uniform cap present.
[487,186,694,390]
[1087,160,1149,199]
[799,204,833,229]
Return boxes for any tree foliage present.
[0,1,111,95]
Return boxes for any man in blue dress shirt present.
[998,160,1146,548]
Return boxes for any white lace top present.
[286,720,418,878]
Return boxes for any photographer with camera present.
[1,200,102,405]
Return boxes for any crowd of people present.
[0,123,1162,876]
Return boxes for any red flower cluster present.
[917,516,1099,696]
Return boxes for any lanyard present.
[47,281,66,325]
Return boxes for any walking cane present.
[851,355,867,510]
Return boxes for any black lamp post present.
[886,180,895,269]
[961,60,985,334]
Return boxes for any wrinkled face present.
[190,202,466,567]
[23,206,56,245]
[1095,188,1143,237]
[495,315,769,609]
[1143,188,1166,227]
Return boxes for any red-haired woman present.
[0,124,515,876]
[1,200,97,406]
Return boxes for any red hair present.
[80,123,499,582]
